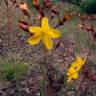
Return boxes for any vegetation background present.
[0,0,96,96]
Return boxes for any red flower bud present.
[33,0,39,6]
[43,0,52,9]
[19,3,28,12]
[19,20,29,32]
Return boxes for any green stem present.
[40,46,46,96]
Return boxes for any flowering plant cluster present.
[18,0,89,84]
[67,56,86,83]
[17,0,91,83]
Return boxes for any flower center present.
[42,29,48,36]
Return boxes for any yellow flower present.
[71,56,86,67]
[28,17,61,50]
[67,56,86,83]
[67,73,78,83]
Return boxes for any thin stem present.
[40,45,46,96]
[14,38,22,55]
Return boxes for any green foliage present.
[40,79,45,96]
[51,0,58,4]
[80,0,96,14]
[72,0,81,5]
[0,58,28,81]
[61,0,81,5]
[27,0,58,7]
[39,0,58,4]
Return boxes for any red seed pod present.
[19,3,30,19]
[19,20,29,32]
[22,10,30,19]
[33,0,40,10]
[63,15,71,22]
[33,0,39,6]
[50,8,59,19]
[43,0,52,9]
[55,21,64,28]
[51,8,59,16]
[33,0,44,18]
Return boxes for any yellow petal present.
[82,57,86,65]
[71,62,78,67]
[29,26,41,34]
[81,57,86,66]
[76,56,83,64]
[67,76,72,83]
[27,33,41,45]
[76,66,81,72]
[48,28,61,38]
[42,35,53,50]
[72,73,78,79]
[67,73,78,83]
[67,67,76,76]
[76,56,86,66]
[72,62,81,68]
[41,17,49,32]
